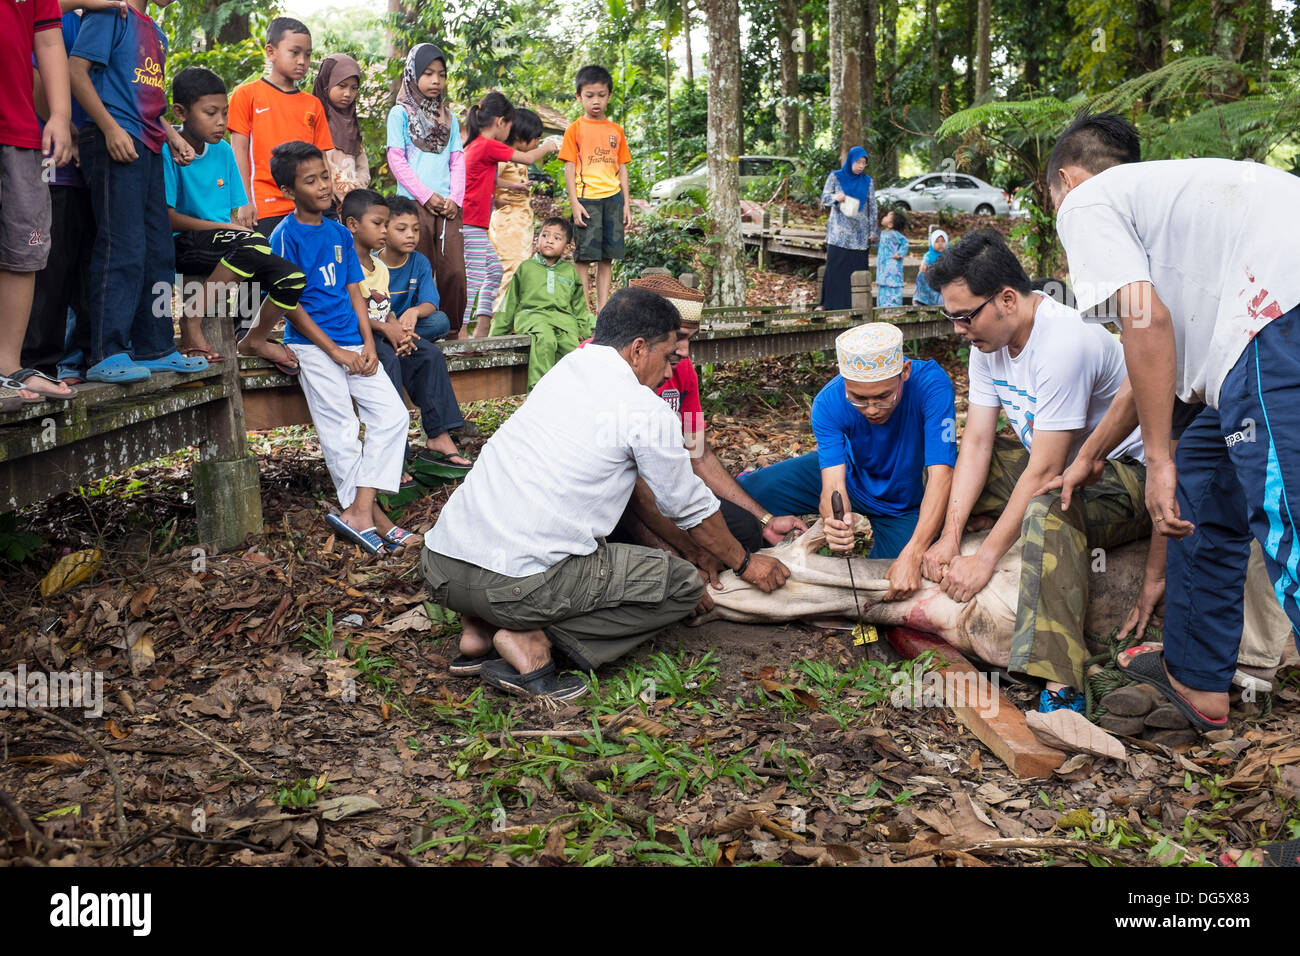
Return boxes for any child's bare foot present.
[425,433,470,467]
[179,318,222,362]
[236,335,298,369]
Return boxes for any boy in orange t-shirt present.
[228,17,333,238]
[558,64,631,312]
[228,16,333,367]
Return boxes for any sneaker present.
[1038,687,1086,714]
[480,658,587,702]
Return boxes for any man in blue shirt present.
[739,323,956,599]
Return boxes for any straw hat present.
[630,273,705,329]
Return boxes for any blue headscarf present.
[835,146,872,205]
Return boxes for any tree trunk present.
[862,0,877,159]
[964,0,974,106]
[970,0,991,179]
[387,0,407,60]
[684,1,695,88]
[704,0,745,306]
[216,12,250,45]
[829,0,844,142]
[1134,0,1163,75]
[778,0,801,153]
[880,0,898,180]
[665,39,673,177]
[927,0,941,166]
[1210,0,1251,99]
[840,0,863,159]
[800,10,815,141]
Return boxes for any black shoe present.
[480,658,587,702]
[448,649,501,677]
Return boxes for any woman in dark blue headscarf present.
[819,146,878,310]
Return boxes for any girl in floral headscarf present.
[912,229,948,306]
[313,54,371,210]
[385,43,468,334]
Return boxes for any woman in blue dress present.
[875,208,909,307]
[819,146,877,310]
[911,228,948,306]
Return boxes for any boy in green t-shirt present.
[490,217,593,389]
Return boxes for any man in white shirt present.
[919,230,1150,712]
[1049,111,1300,731]
[422,288,790,701]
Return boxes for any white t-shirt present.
[969,292,1145,464]
[1055,158,1300,408]
[426,344,719,577]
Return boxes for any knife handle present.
[831,490,845,522]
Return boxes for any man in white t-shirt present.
[1048,111,1300,731]
[920,230,1151,712]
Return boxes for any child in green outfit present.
[490,217,594,389]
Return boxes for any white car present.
[649,155,800,203]
[875,172,1012,215]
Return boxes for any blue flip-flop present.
[86,353,151,384]
[135,351,209,373]
[381,526,420,550]
[325,513,386,556]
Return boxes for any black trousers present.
[374,334,465,438]
[22,185,94,375]
[820,243,869,311]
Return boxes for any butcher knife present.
[831,491,877,648]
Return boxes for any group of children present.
[873,207,949,309]
[6,6,633,550]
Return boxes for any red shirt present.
[1,0,62,149]
[656,357,705,436]
[461,136,514,228]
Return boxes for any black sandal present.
[448,648,501,677]
[480,658,587,702]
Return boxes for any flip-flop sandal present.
[411,449,473,472]
[86,354,151,384]
[236,333,300,376]
[480,658,588,702]
[1118,645,1229,732]
[325,513,386,556]
[0,387,28,413]
[1,368,75,399]
[135,350,209,373]
[181,345,226,363]
[1217,838,1300,867]
[449,648,501,677]
[381,525,421,550]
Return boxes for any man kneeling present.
[421,287,791,701]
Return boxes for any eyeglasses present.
[940,293,998,324]
[846,380,901,410]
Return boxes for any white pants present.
[289,342,409,510]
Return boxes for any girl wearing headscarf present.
[386,43,468,334]
[313,54,371,211]
[912,229,948,306]
[819,146,878,310]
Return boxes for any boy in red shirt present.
[559,64,631,313]
[228,16,333,368]
[0,0,74,405]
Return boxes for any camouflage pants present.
[972,437,1150,689]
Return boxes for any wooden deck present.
[2,300,950,550]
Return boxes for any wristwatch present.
[759,512,773,528]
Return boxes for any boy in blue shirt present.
[164,67,306,369]
[738,323,957,600]
[68,0,209,384]
[267,142,414,553]
[378,196,449,341]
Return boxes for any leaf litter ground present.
[2,350,1298,867]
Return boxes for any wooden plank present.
[885,626,1066,779]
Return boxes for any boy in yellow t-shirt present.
[559,65,631,312]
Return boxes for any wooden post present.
[850,269,873,313]
[192,309,263,551]
[758,209,770,271]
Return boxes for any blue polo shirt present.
[385,249,439,315]
[811,359,957,516]
[163,136,247,230]
[270,214,364,347]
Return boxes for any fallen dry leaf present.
[105,719,129,740]
[9,753,88,769]
[1026,710,1126,761]
[129,585,158,618]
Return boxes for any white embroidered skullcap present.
[835,323,905,382]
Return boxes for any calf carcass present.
[697,517,1148,668]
